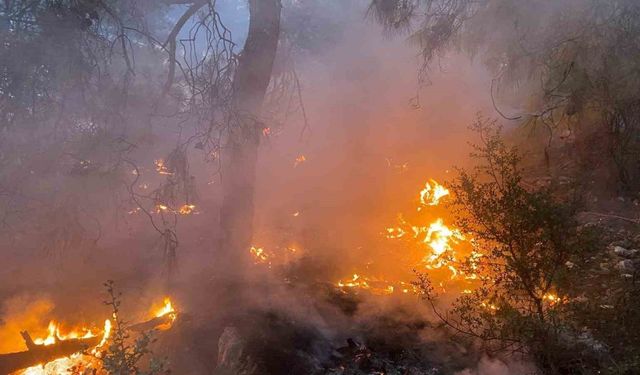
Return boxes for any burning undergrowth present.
[0,283,178,375]
[189,178,487,374]
[0,173,520,374]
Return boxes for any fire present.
[542,292,566,307]
[336,274,393,295]
[154,159,173,175]
[95,319,112,350]
[178,204,196,215]
[250,246,269,264]
[17,319,112,375]
[384,178,482,283]
[422,218,465,265]
[481,302,498,311]
[7,297,173,375]
[293,154,306,167]
[335,274,418,296]
[385,226,406,239]
[19,355,86,375]
[154,203,197,215]
[33,321,99,346]
[150,297,178,330]
[418,179,450,209]
[154,297,176,320]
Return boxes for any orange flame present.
[335,274,418,296]
[293,154,306,167]
[178,204,196,215]
[250,246,269,264]
[154,159,173,175]
[18,319,112,375]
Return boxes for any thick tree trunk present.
[218,0,281,274]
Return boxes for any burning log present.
[0,334,101,374]
[129,312,177,332]
[0,297,175,373]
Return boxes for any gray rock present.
[613,246,639,258]
[615,259,635,273]
[214,326,257,375]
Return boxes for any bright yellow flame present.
[148,297,178,331]
[383,178,479,281]
[95,319,111,350]
[542,292,565,306]
[19,319,113,374]
[154,297,176,319]
[418,179,450,209]
[385,227,406,239]
[250,246,269,263]
[423,218,464,259]
[481,302,498,311]
[32,321,97,346]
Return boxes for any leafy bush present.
[415,118,625,374]
[98,280,169,375]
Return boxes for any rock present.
[613,246,639,258]
[615,259,634,273]
[611,239,632,248]
[214,326,256,375]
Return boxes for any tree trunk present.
[218,0,281,275]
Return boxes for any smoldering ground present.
[0,1,532,374]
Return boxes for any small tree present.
[416,118,601,373]
[99,280,169,375]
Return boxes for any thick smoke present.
[0,1,522,373]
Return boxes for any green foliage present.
[370,0,640,192]
[415,119,623,373]
[99,280,169,375]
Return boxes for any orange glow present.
[154,159,173,175]
[335,274,418,296]
[293,154,306,167]
[542,292,566,307]
[178,204,196,215]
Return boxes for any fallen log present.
[129,313,177,332]
[0,314,179,373]
[0,334,101,374]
